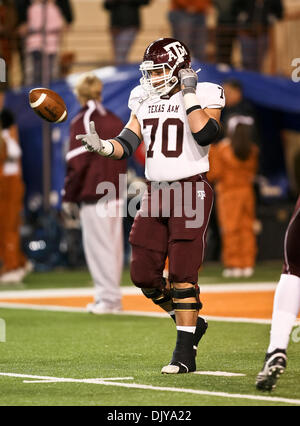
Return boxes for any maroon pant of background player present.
[283,196,300,278]
[130,174,214,290]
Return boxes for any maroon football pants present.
[283,196,300,278]
[130,174,214,289]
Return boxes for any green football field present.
[0,262,299,407]
[0,307,300,406]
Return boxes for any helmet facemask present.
[140,61,179,97]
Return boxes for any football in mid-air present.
[29,88,68,123]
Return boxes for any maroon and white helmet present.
[140,38,191,97]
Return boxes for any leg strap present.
[172,302,202,311]
[172,284,202,311]
[171,286,200,299]
[141,287,172,306]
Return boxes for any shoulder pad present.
[196,82,226,110]
[128,85,150,114]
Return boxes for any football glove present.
[76,121,114,156]
[178,68,198,95]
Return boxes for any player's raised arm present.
[75,112,142,160]
[179,68,223,146]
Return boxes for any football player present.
[76,38,225,374]
[256,196,300,391]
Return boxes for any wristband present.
[186,105,202,115]
[99,139,114,157]
[182,92,201,114]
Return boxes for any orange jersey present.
[1,126,23,179]
[208,139,259,192]
[0,136,7,177]
[171,0,211,13]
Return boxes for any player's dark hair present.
[230,123,253,161]
[223,78,243,92]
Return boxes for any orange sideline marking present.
[0,291,281,319]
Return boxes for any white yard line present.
[0,302,87,313]
[0,372,299,406]
[0,303,275,324]
[0,283,278,299]
[1,302,299,325]
[0,288,96,299]
[193,371,246,377]
[199,283,277,293]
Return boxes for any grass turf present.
[0,308,299,406]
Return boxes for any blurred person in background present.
[213,0,237,66]
[15,0,74,85]
[62,73,127,314]
[168,0,211,62]
[208,116,259,278]
[222,78,256,124]
[15,0,74,24]
[202,80,252,267]
[0,1,18,87]
[221,78,260,144]
[24,0,66,86]
[232,0,283,72]
[0,86,30,284]
[103,0,150,66]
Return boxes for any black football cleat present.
[193,317,208,357]
[256,349,287,391]
[161,360,196,374]
[161,330,196,374]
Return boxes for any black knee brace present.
[171,284,202,312]
[141,287,172,306]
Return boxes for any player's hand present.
[61,202,80,229]
[76,121,103,153]
[178,68,198,95]
[62,202,80,220]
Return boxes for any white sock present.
[177,326,196,334]
[268,274,300,353]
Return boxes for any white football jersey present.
[128,82,225,182]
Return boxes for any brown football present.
[29,88,68,123]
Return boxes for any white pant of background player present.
[80,201,124,313]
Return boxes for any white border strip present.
[1,304,298,325]
[0,303,87,313]
[0,283,278,300]
[0,287,95,299]
[0,303,284,324]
